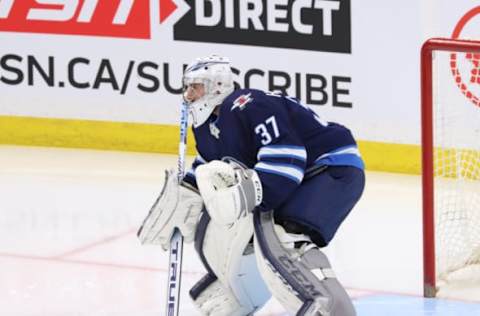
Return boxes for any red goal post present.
[421,38,480,298]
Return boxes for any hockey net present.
[422,38,480,299]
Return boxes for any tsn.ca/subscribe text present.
[0,53,352,108]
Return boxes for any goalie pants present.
[274,166,365,247]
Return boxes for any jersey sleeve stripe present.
[315,154,365,170]
[255,161,304,184]
[257,145,307,162]
[258,155,306,170]
[314,145,364,169]
[315,145,361,160]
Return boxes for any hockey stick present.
[166,101,189,316]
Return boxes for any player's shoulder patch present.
[231,92,253,111]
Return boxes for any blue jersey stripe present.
[315,154,365,170]
[313,145,364,170]
[258,145,307,163]
[255,161,304,184]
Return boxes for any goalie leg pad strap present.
[254,210,356,316]
[191,211,271,315]
[194,210,216,275]
[190,274,255,316]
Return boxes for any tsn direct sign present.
[0,0,350,53]
[0,0,177,38]
[174,0,351,53]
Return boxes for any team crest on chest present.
[209,122,220,139]
[231,93,253,111]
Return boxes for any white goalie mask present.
[183,55,234,127]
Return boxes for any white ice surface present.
[0,145,477,316]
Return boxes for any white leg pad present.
[253,211,356,316]
[193,213,271,315]
[254,225,307,314]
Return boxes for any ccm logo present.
[174,0,351,53]
[0,0,151,38]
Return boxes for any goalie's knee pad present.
[254,211,356,316]
[190,211,271,315]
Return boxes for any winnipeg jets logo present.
[209,122,220,139]
[231,93,253,111]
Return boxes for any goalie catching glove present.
[137,169,203,250]
[196,160,263,225]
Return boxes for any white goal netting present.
[432,50,480,292]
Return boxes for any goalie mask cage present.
[422,38,480,298]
